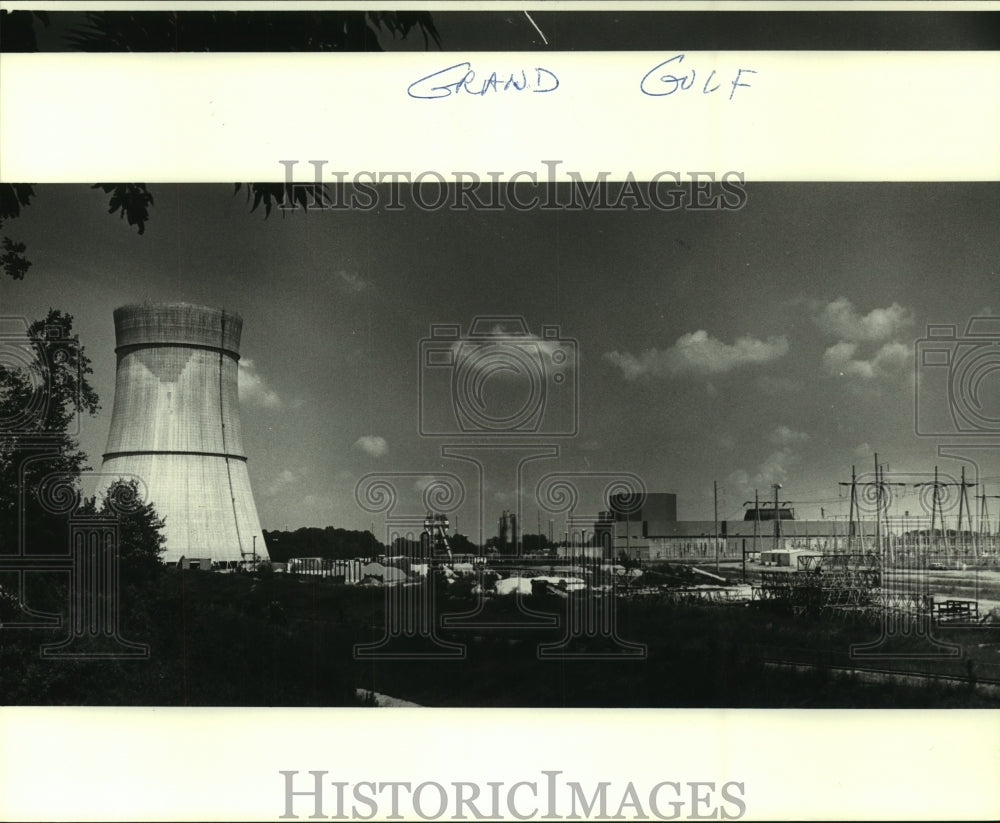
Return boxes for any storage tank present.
[100,303,268,565]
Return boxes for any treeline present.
[263,527,568,563]
[263,527,384,562]
[389,532,480,557]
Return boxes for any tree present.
[0,184,35,280]
[62,10,439,53]
[263,526,384,562]
[79,479,167,581]
[0,10,49,52]
[448,532,481,556]
[0,310,100,553]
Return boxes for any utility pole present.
[714,480,719,573]
[956,466,976,558]
[742,489,761,583]
[915,466,972,560]
[772,483,782,551]
[754,488,760,559]
[624,509,629,565]
[977,488,1000,556]
[838,465,860,553]
[874,454,881,557]
[869,454,903,561]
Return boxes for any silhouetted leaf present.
[0,10,49,52]
[1,236,31,280]
[91,183,154,235]
[235,183,317,219]
[0,184,35,220]
[63,11,440,53]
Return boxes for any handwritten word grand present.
[408,62,559,99]
[641,55,756,100]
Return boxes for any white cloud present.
[354,435,388,458]
[238,358,282,409]
[412,475,438,493]
[447,327,576,385]
[815,297,913,343]
[264,468,298,497]
[728,449,799,490]
[770,425,809,447]
[822,341,910,379]
[336,270,373,293]
[727,426,808,489]
[604,330,789,380]
[717,434,737,451]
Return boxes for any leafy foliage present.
[0,183,35,220]
[91,183,154,235]
[79,479,167,582]
[233,182,312,218]
[61,10,439,52]
[263,526,383,563]
[0,573,365,705]
[1,237,31,280]
[0,310,100,553]
[0,10,49,52]
[0,184,35,281]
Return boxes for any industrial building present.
[100,303,268,566]
[596,492,877,562]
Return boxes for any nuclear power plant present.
[100,303,268,566]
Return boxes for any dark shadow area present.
[2,10,999,53]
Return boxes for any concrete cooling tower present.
[100,303,268,565]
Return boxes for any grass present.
[2,570,997,707]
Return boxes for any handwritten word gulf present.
[641,55,757,100]
[407,62,559,99]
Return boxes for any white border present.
[2,51,999,182]
[2,4,999,821]
[1,708,999,820]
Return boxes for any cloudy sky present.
[3,182,998,541]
